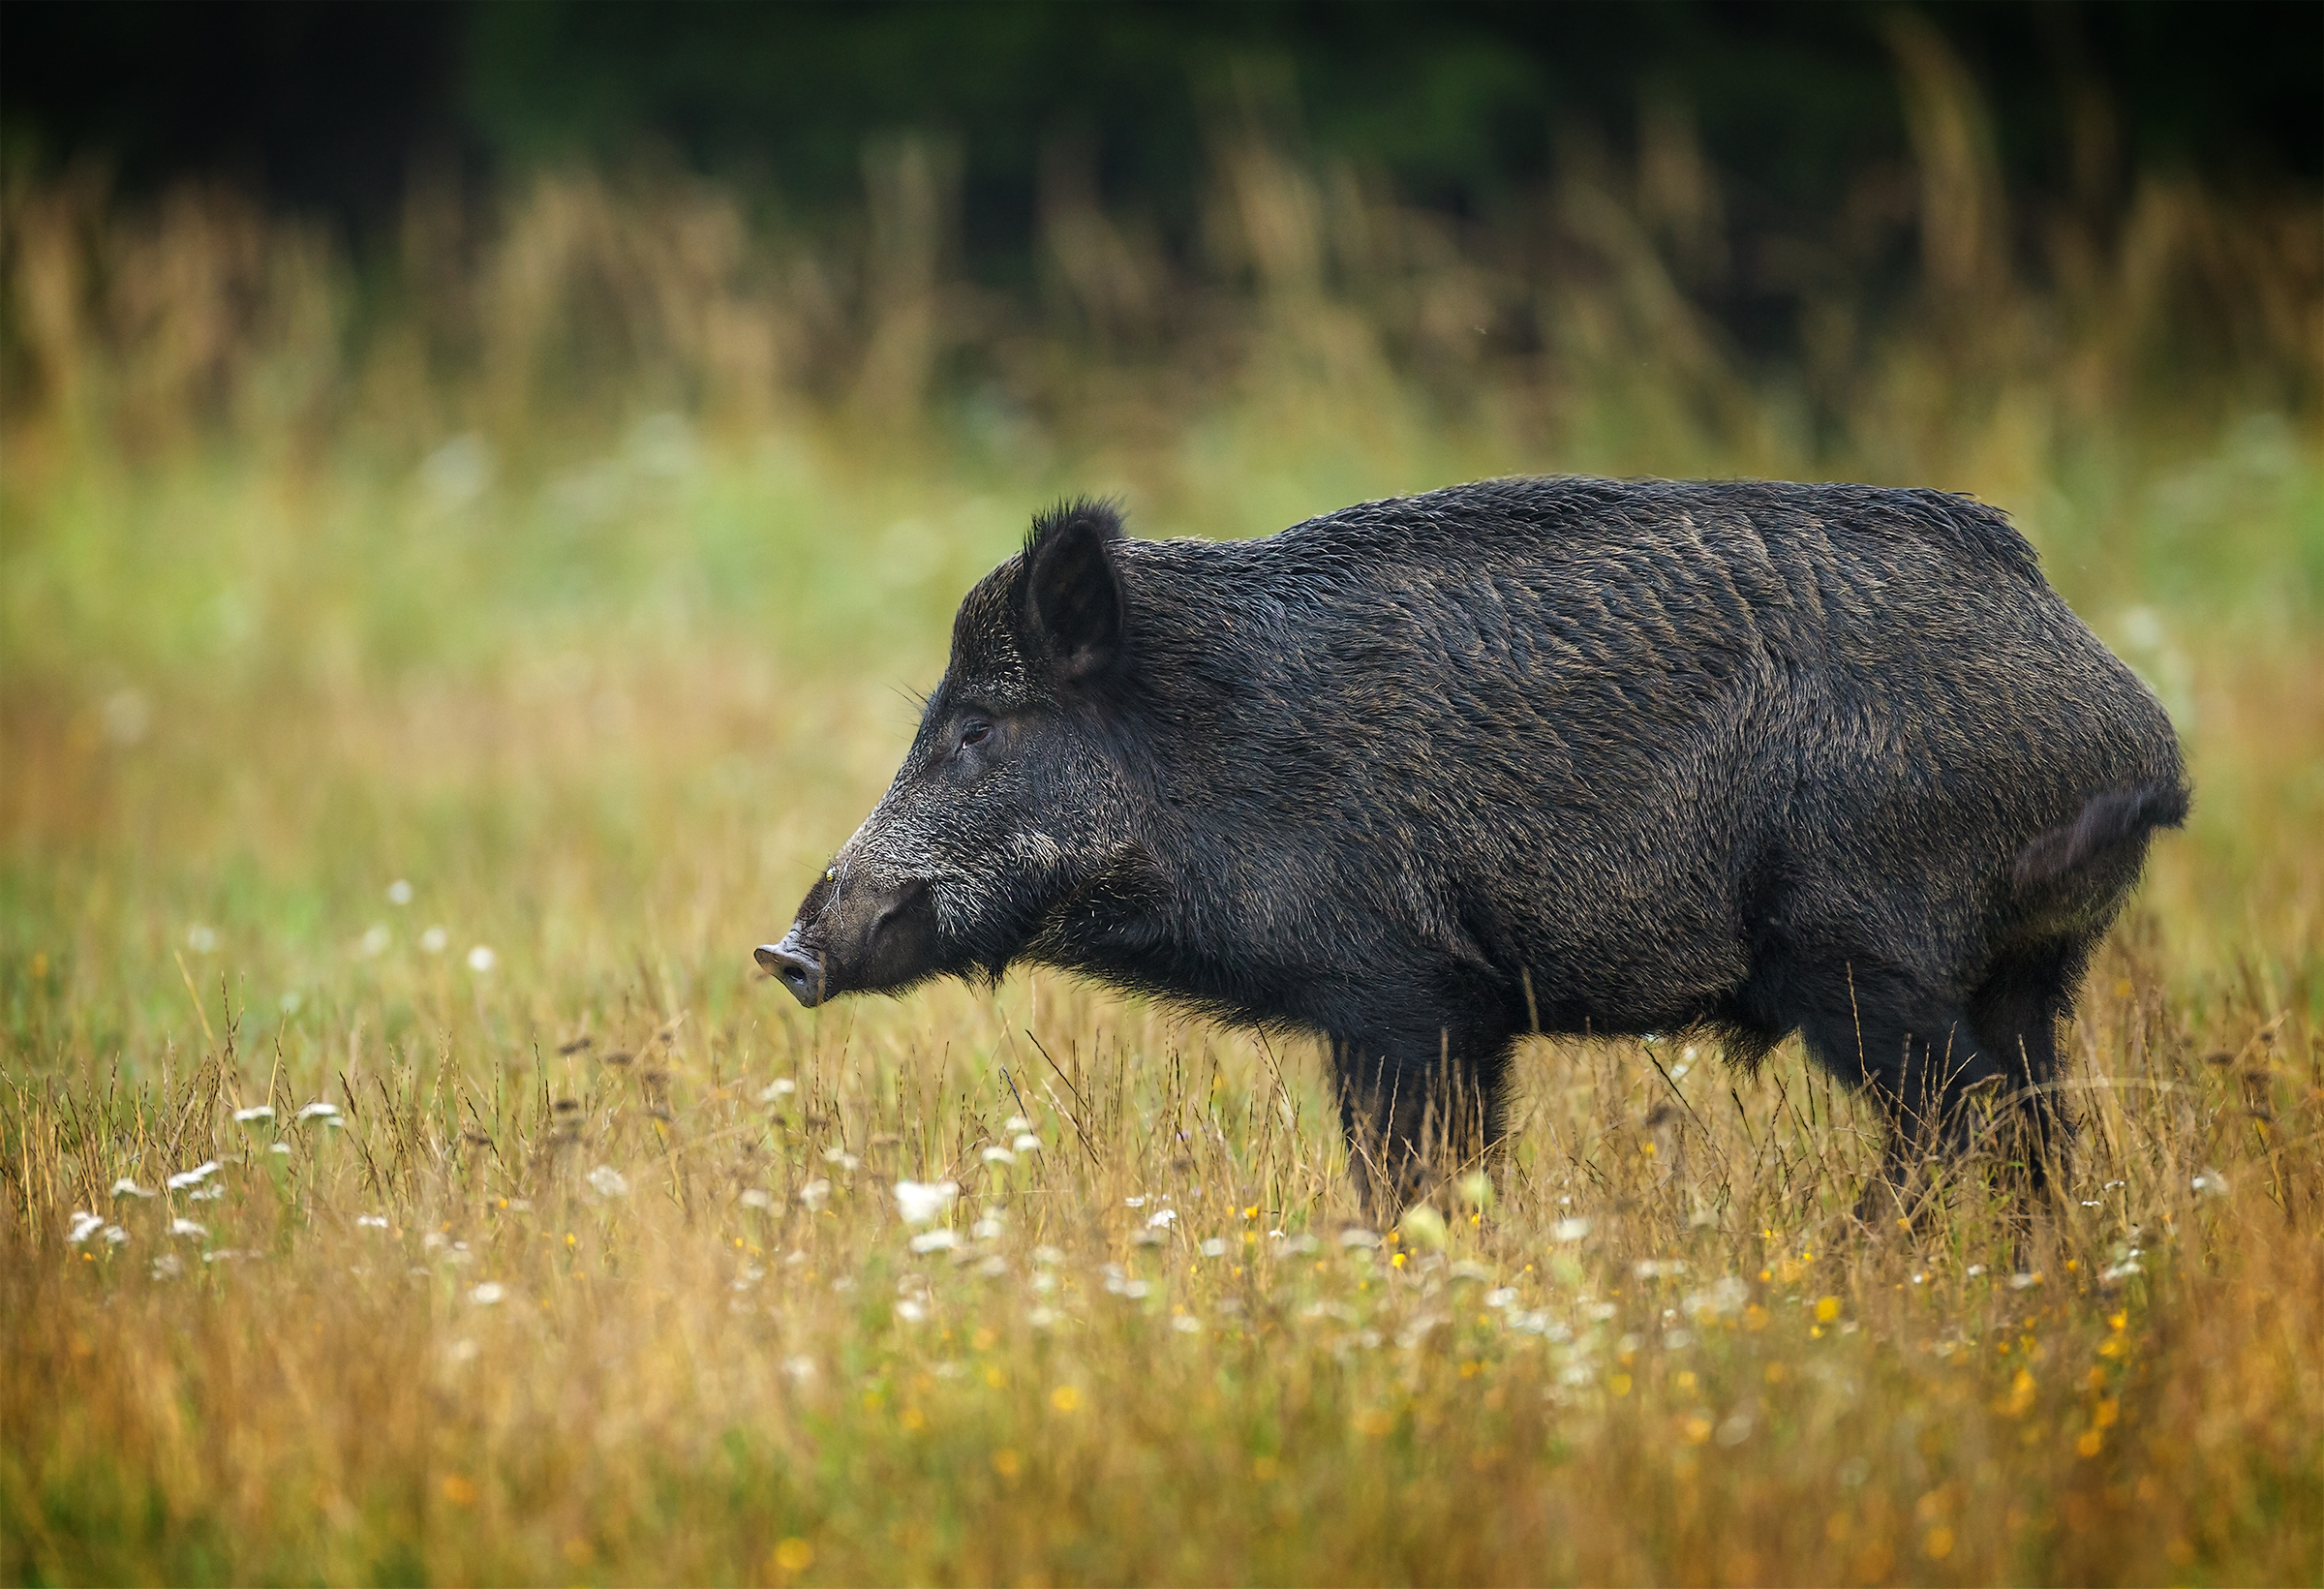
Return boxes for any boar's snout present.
[755,933,827,1007]
[760,871,940,1008]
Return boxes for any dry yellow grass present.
[3,900,2317,1584]
[3,73,2321,1582]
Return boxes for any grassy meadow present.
[4,93,2323,1586]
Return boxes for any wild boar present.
[759,478,2186,1210]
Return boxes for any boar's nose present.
[755,934,827,1008]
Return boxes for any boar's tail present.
[2012,781,2190,891]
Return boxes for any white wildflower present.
[2192,1168,2230,1197]
[151,1254,183,1279]
[1553,1216,1592,1241]
[186,924,219,953]
[386,879,413,905]
[470,1282,505,1306]
[186,1184,225,1201]
[895,1299,928,1324]
[1338,1226,1379,1248]
[756,1078,796,1102]
[358,925,391,958]
[102,1225,129,1245]
[170,1218,206,1238]
[103,688,149,746]
[1484,1288,1519,1309]
[971,1213,1005,1240]
[1199,1238,1228,1258]
[981,1146,1016,1165]
[466,944,496,973]
[166,1162,221,1190]
[782,1355,816,1382]
[294,1101,340,1123]
[1031,1245,1065,1267]
[1172,1314,1204,1334]
[234,1106,274,1122]
[268,1144,290,1156]
[587,1165,630,1198]
[111,1177,154,1199]
[356,1214,390,1230]
[910,1230,961,1255]
[893,1179,959,1224]
[419,926,448,954]
[823,1149,861,1172]
[1682,1277,1751,1317]
[796,1178,830,1211]
[739,1188,775,1210]
[1012,1132,1042,1152]
[1147,1207,1177,1230]
[67,1210,104,1243]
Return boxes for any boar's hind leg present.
[1329,1030,1512,1218]
[1788,964,2006,1227]
[1965,936,2095,1205]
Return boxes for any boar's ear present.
[1024,499,1126,684]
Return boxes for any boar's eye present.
[958,720,992,750]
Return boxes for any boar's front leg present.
[1328,1024,1514,1217]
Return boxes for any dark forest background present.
[7,2,2317,267]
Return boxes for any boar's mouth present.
[757,877,942,1008]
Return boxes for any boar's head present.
[758,501,1154,1006]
